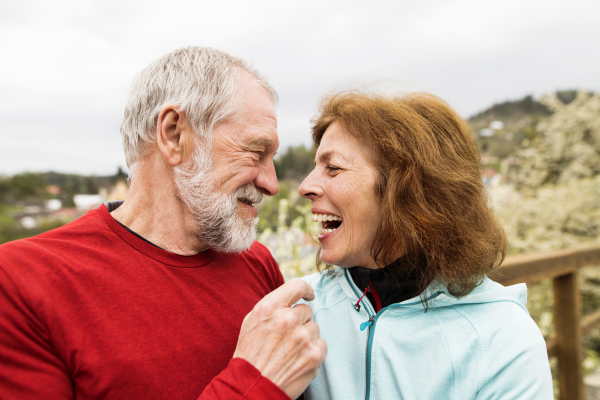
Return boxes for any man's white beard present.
[173,144,263,253]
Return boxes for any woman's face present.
[300,122,381,269]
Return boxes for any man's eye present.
[326,165,341,172]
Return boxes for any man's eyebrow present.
[246,137,273,147]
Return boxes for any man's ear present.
[156,105,192,167]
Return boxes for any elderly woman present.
[298,92,553,399]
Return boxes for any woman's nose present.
[299,169,321,199]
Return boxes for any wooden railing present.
[489,244,600,400]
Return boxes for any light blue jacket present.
[301,268,553,400]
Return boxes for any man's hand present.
[233,278,327,400]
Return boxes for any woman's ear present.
[156,105,193,167]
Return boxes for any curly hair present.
[311,92,507,298]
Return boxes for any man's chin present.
[207,217,258,254]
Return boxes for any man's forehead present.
[239,73,277,115]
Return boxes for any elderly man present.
[0,47,325,399]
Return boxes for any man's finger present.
[263,278,315,308]
[290,303,313,325]
[316,337,328,364]
[303,320,320,341]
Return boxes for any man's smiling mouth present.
[238,197,255,206]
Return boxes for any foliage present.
[0,218,66,244]
[257,179,311,233]
[507,91,600,189]
[0,203,67,245]
[258,196,320,280]
[490,176,600,255]
[274,144,314,181]
[43,172,102,194]
[0,169,127,245]
[9,172,48,200]
[0,176,11,203]
[470,94,551,121]
[469,90,595,166]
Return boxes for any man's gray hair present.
[120,47,278,169]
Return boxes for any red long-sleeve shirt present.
[0,205,288,400]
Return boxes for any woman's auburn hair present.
[312,91,507,298]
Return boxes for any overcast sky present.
[0,0,598,176]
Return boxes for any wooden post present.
[554,271,584,400]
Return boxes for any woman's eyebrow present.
[318,150,350,163]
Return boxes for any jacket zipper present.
[344,270,375,400]
[344,269,444,400]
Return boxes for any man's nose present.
[255,160,279,196]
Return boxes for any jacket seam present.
[430,310,458,400]
[309,273,366,317]
[452,305,487,394]
[312,296,349,319]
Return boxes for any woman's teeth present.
[312,213,343,236]
[312,214,342,222]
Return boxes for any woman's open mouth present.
[312,213,343,236]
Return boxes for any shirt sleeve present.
[197,358,290,400]
[0,264,74,400]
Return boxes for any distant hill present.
[469,90,590,164]
[42,169,127,193]
[470,95,551,121]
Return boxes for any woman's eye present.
[326,165,341,173]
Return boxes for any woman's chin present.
[319,247,336,265]
[319,250,347,267]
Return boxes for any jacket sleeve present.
[475,305,554,399]
[197,358,290,400]
[0,265,74,400]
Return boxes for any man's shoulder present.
[235,241,277,267]
[0,207,107,255]
[0,207,113,284]
[214,241,283,289]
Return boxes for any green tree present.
[0,176,11,203]
[274,145,314,181]
[114,167,128,183]
[10,173,48,200]
[257,179,309,233]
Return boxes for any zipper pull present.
[354,286,369,312]
[360,316,375,331]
